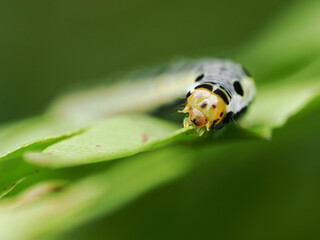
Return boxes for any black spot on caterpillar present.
[195,83,213,92]
[233,81,244,96]
[195,74,204,82]
[214,89,229,105]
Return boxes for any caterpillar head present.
[180,89,227,133]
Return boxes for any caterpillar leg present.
[195,127,206,136]
[206,121,212,131]
[184,117,206,136]
[183,117,192,128]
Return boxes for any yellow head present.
[180,89,227,132]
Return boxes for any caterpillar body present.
[50,58,255,135]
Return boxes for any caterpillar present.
[179,59,256,135]
[49,58,255,135]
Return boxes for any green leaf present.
[0,137,80,200]
[64,108,320,240]
[1,105,319,240]
[24,75,320,168]
[0,145,200,240]
[0,117,82,198]
[0,180,67,207]
[239,77,320,138]
[0,116,82,160]
[25,115,191,168]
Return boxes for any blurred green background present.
[0,0,295,123]
[1,1,320,240]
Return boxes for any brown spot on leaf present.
[96,145,103,148]
[142,132,149,143]
[48,185,64,192]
